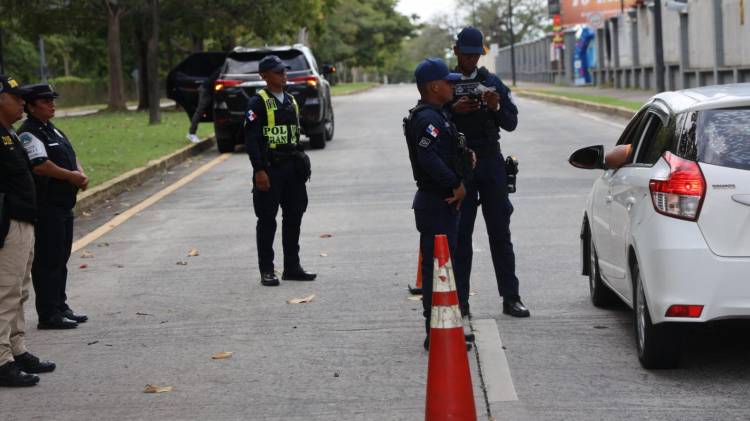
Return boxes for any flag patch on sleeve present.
[426,124,439,137]
[247,110,257,122]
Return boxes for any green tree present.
[459,0,550,46]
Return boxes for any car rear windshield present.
[224,51,309,74]
[697,107,750,171]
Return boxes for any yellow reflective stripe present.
[257,90,275,128]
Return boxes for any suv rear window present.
[697,107,750,171]
[225,51,309,74]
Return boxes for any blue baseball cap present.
[456,27,485,55]
[414,58,461,85]
[258,55,290,73]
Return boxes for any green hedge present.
[49,76,137,108]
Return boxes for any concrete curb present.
[74,136,216,216]
[516,90,637,120]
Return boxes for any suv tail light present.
[649,152,706,221]
[214,79,242,91]
[289,76,318,87]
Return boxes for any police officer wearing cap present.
[0,75,56,387]
[449,27,530,318]
[244,55,316,286]
[404,58,474,349]
[19,84,89,330]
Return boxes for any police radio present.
[505,155,518,194]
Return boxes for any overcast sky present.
[396,0,460,23]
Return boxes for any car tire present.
[309,132,326,149]
[217,136,235,153]
[324,102,334,141]
[633,263,683,369]
[588,234,618,308]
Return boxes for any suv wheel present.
[309,132,326,149]
[633,263,682,369]
[217,136,235,153]
[324,102,334,141]
[588,233,617,307]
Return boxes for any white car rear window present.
[697,108,750,171]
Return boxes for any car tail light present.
[214,79,242,91]
[289,76,318,87]
[649,152,706,221]
[665,304,703,318]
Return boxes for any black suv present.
[167,44,335,152]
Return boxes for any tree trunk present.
[191,35,203,53]
[105,0,127,111]
[135,25,149,111]
[147,0,160,124]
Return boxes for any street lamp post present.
[654,0,666,91]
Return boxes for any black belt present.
[472,142,501,158]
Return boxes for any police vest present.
[403,104,462,197]
[451,67,500,143]
[18,117,79,210]
[257,89,300,152]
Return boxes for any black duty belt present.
[268,150,296,164]
[473,142,501,158]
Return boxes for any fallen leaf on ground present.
[79,264,88,269]
[211,352,234,360]
[82,211,92,217]
[319,252,328,257]
[80,250,94,258]
[287,294,315,304]
[136,312,153,316]
[187,248,200,257]
[469,290,478,296]
[407,295,422,301]
[112,264,124,268]
[176,261,188,266]
[143,384,172,393]
[319,233,333,238]
[87,340,99,346]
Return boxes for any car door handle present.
[605,195,613,204]
[732,195,750,206]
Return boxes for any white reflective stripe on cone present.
[433,258,458,293]
[430,305,463,329]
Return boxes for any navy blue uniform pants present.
[31,205,74,320]
[453,153,519,305]
[414,192,458,334]
[253,160,308,273]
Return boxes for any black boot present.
[0,361,39,387]
[503,298,530,318]
[13,352,56,374]
[260,271,280,287]
[282,266,316,281]
[38,314,78,330]
[61,309,88,323]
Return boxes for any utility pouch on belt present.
[455,132,474,183]
[0,193,8,249]
[294,151,311,182]
[505,155,518,194]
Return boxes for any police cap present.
[23,84,59,102]
[456,27,486,55]
[414,58,461,85]
[0,75,32,97]
[258,55,291,73]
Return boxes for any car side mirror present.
[569,145,606,170]
[321,64,336,75]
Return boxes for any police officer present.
[19,84,89,330]
[244,55,316,286]
[450,27,530,318]
[0,75,56,387]
[405,58,473,349]
[187,68,221,143]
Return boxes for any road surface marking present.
[473,319,519,402]
[72,153,231,253]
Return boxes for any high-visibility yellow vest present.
[257,89,300,150]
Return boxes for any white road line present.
[72,153,231,253]
[473,319,518,402]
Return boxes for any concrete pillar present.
[610,17,621,88]
[678,12,689,89]
[712,0,724,83]
[596,27,606,86]
[564,30,576,85]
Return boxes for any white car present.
[569,84,750,369]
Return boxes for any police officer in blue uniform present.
[244,55,316,286]
[405,58,473,349]
[0,75,56,387]
[450,27,530,318]
[19,84,89,329]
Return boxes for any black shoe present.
[503,299,530,318]
[61,309,88,323]
[260,271,280,286]
[38,314,78,330]
[282,267,317,281]
[459,302,471,318]
[423,335,474,351]
[0,361,39,387]
[13,352,56,374]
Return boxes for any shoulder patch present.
[426,124,440,138]
[247,110,257,122]
[18,132,48,161]
[418,137,432,148]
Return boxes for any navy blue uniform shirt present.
[243,90,298,172]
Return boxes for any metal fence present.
[497,0,750,89]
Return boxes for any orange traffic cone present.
[424,234,476,421]
[409,249,423,295]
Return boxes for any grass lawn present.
[524,89,643,111]
[56,110,213,188]
[331,82,379,96]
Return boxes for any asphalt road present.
[3,85,750,420]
